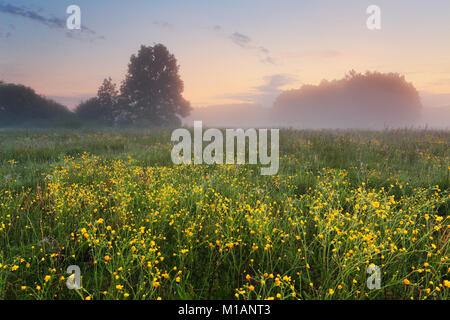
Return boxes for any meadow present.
[0,128,448,300]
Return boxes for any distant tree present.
[119,44,191,126]
[273,71,422,128]
[97,77,118,125]
[75,77,118,125]
[75,98,104,124]
[0,82,73,126]
[98,77,118,107]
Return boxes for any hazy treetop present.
[273,71,422,128]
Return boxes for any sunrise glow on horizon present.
[1,0,450,109]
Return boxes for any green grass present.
[0,128,448,300]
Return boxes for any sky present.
[1,0,450,110]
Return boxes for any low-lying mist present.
[185,71,450,129]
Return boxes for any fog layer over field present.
[185,104,450,129]
[185,72,450,129]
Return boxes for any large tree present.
[119,44,191,126]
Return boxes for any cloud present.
[0,3,65,28]
[259,46,269,54]
[0,21,14,38]
[260,56,275,65]
[230,32,252,47]
[229,31,276,64]
[256,74,297,94]
[229,33,275,62]
[210,26,275,64]
[220,74,297,106]
[0,30,11,38]
[153,20,174,30]
[0,2,102,40]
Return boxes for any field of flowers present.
[0,128,448,300]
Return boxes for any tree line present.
[1,43,423,129]
[0,44,191,127]
[0,81,73,127]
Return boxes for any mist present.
[185,71,450,129]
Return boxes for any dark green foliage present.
[119,44,192,126]
[74,44,192,127]
[75,78,118,126]
[0,82,74,126]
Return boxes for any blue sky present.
[1,0,450,109]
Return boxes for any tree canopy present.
[119,44,191,126]
[75,77,118,125]
[75,44,192,127]
[273,71,422,128]
[0,82,73,126]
